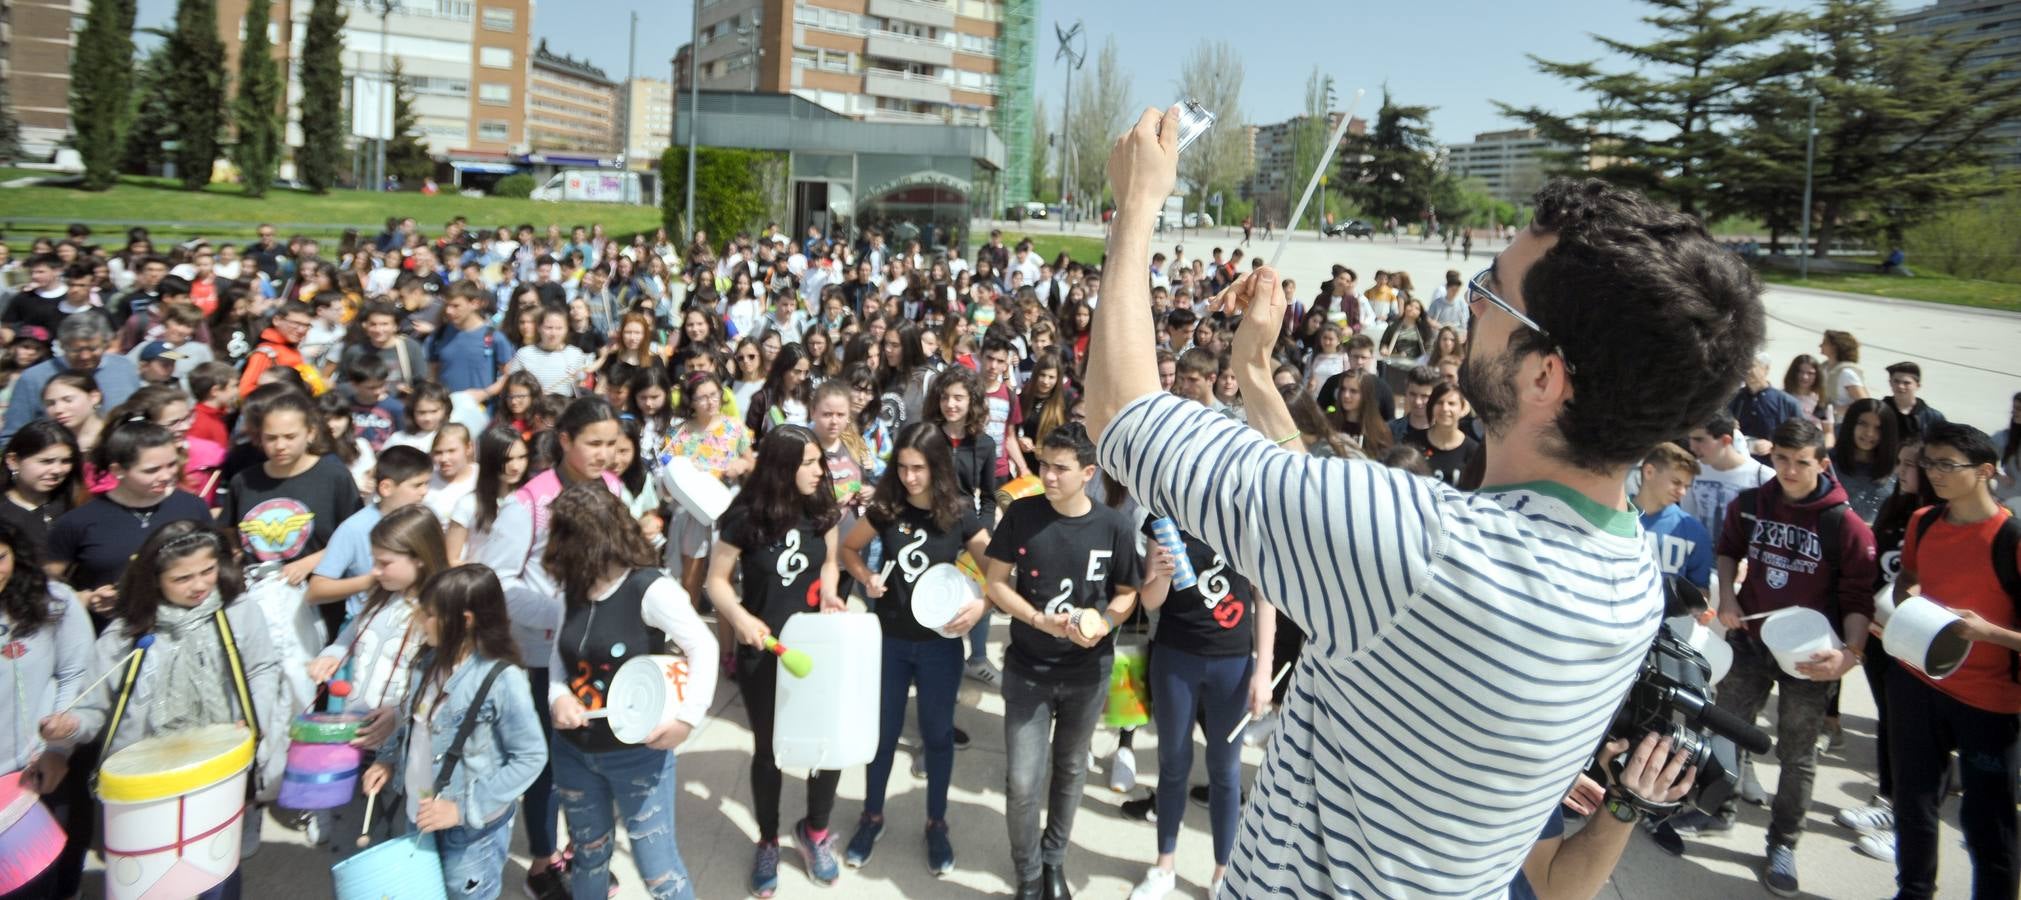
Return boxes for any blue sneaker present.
[924,819,955,876]
[1760,843,1799,897]
[750,841,780,897]
[844,813,883,868]
[795,818,841,885]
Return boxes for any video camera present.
[1602,576,1773,814]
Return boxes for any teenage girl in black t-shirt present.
[706,424,845,895]
[836,423,990,874]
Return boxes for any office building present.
[623,77,675,170]
[528,38,619,155]
[1442,128,1571,204]
[1894,0,2021,169]
[1,0,87,158]
[1240,112,1365,225]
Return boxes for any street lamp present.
[1799,94,1819,280]
[682,1,699,244]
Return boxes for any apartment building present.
[1240,112,1365,224]
[623,77,675,170]
[1,0,88,157]
[1442,128,1568,204]
[1894,0,2021,168]
[526,39,618,155]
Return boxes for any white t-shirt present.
[1681,455,1774,537]
[1827,363,1865,410]
[508,345,592,396]
[426,469,479,524]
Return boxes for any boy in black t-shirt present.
[983,425,1141,899]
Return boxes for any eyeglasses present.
[1917,457,1980,474]
[1467,268,1574,374]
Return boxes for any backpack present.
[1909,503,2021,682]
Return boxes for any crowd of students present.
[0,213,2017,900]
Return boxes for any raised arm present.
[1084,106,1181,442]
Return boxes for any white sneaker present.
[963,658,1002,687]
[1110,747,1137,793]
[1127,866,1177,900]
[910,751,925,778]
[1835,799,1895,832]
[1854,829,1897,862]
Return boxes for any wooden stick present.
[356,791,377,848]
[1226,662,1295,744]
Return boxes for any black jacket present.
[947,432,1001,522]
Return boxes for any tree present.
[1175,40,1251,214]
[296,0,346,192]
[231,0,283,196]
[71,0,139,189]
[166,0,227,189]
[1064,36,1132,215]
[0,78,20,162]
[122,44,178,176]
[660,146,787,241]
[1498,0,1803,218]
[1029,95,1053,201]
[384,60,434,186]
[1284,67,1334,231]
[1337,86,1444,225]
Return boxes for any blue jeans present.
[1150,645,1251,863]
[1002,660,1110,884]
[552,740,695,900]
[865,635,964,821]
[968,611,993,663]
[521,668,560,859]
[435,809,518,900]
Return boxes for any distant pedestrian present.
[1461,229,1473,261]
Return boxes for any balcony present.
[867,106,949,124]
[864,67,951,104]
[866,30,952,68]
[867,0,954,30]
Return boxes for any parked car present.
[1324,218,1375,239]
[1007,201,1048,220]
[1182,211,1215,228]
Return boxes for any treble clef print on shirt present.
[898,528,930,583]
[1043,577,1075,616]
[777,529,810,586]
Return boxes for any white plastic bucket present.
[912,564,979,638]
[601,654,696,744]
[1665,615,1733,685]
[657,456,732,525]
[1884,596,1973,680]
[773,612,882,770]
[97,725,253,900]
[1758,607,1842,679]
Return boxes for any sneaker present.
[523,865,570,900]
[303,810,324,846]
[844,813,883,868]
[1740,762,1771,807]
[1760,843,1799,897]
[1835,797,1895,832]
[1110,747,1137,793]
[911,752,925,778]
[1854,829,1897,862]
[1190,784,1210,808]
[1669,809,1735,835]
[952,727,971,750]
[606,872,620,899]
[1119,794,1157,823]
[750,841,781,898]
[964,658,1002,687]
[924,820,955,876]
[1640,817,1685,857]
[794,818,841,885]
[1127,866,1177,900]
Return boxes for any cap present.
[138,341,185,363]
[14,326,51,344]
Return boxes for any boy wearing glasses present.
[1889,422,2021,900]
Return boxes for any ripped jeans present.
[552,739,695,900]
[435,808,517,899]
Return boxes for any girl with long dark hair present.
[663,371,755,635]
[707,425,845,896]
[837,423,989,874]
[0,517,92,898]
[545,486,716,900]
[746,343,815,436]
[1831,397,1901,523]
[921,365,1002,685]
[445,425,530,564]
[1404,381,1480,487]
[48,420,211,625]
[0,419,82,553]
[1015,349,1074,458]
[223,386,363,633]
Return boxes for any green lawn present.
[1002,231,1106,266]
[1757,266,2021,314]
[0,175,666,241]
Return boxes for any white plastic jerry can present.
[773,611,883,770]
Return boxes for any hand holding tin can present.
[1150,516,1198,591]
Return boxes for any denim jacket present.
[377,652,547,829]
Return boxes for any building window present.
[480,47,512,68]
[481,7,514,30]
[478,120,510,141]
[479,83,511,104]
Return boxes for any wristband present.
[1273,431,1301,446]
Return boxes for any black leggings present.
[738,647,841,842]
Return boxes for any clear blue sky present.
[135,0,1819,144]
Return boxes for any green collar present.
[1478,480,1637,538]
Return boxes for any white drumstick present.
[53,635,156,716]
[357,791,377,848]
[1225,662,1296,744]
[582,709,611,720]
[1269,88,1367,270]
[878,560,896,591]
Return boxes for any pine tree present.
[71,0,139,190]
[1336,86,1444,225]
[231,0,283,196]
[384,60,433,187]
[296,0,347,193]
[123,47,178,176]
[0,78,21,162]
[166,0,228,190]
[1497,0,1804,218]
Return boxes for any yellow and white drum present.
[96,724,254,900]
[994,474,1044,509]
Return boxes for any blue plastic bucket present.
[332,833,447,900]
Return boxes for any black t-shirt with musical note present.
[986,496,1142,685]
[720,507,828,633]
[1139,518,1255,657]
[872,504,989,642]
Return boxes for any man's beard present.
[1459,344,1521,441]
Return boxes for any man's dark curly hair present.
[1521,178,1765,471]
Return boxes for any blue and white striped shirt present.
[1098,393,1660,898]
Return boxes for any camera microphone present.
[1689,701,1773,756]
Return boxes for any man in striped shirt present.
[1086,107,1766,897]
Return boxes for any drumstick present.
[582,709,611,720]
[53,634,156,716]
[1225,662,1295,744]
[199,467,223,498]
[1268,88,1367,271]
[877,560,896,591]
[357,791,377,848]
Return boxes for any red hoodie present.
[1717,471,1879,631]
[238,324,306,398]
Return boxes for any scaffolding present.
[996,0,1037,207]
